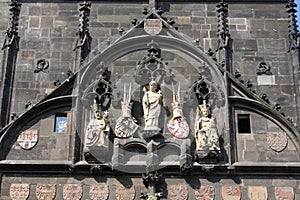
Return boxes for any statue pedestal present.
[139,127,161,138]
[84,146,110,163]
[195,149,221,163]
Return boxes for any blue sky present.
[297,0,300,28]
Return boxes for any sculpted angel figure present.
[195,100,220,151]
[142,81,163,129]
[84,99,110,151]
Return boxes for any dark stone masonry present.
[0,0,299,199]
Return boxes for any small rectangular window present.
[54,113,67,133]
[237,114,251,133]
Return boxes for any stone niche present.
[75,43,227,169]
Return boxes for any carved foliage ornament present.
[10,184,30,200]
[63,184,82,200]
[36,184,56,200]
[221,186,241,200]
[195,186,215,200]
[89,185,109,200]
[168,185,189,200]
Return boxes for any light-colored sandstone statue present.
[85,99,110,150]
[142,81,162,129]
[195,100,220,151]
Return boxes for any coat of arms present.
[267,132,288,152]
[195,186,214,200]
[63,184,82,200]
[144,19,163,35]
[89,184,109,200]
[221,186,241,200]
[275,187,294,200]
[247,186,267,200]
[17,129,38,150]
[115,186,135,200]
[115,117,138,138]
[10,183,30,200]
[168,184,189,200]
[168,117,189,138]
[36,184,56,200]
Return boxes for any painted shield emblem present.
[36,184,56,200]
[195,186,215,200]
[167,117,189,138]
[267,132,288,152]
[17,129,38,150]
[247,186,267,200]
[115,117,138,138]
[63,184,82,200]
[10,183,30,200]
[275,187,294,200]
[115,186,135,200]
[89,185,109,200]
[221,186,241,200]
[168,184,189,200]
[144,19,163,35]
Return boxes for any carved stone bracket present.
[34,59,49,73]
[257,62,272,75]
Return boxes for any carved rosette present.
[221,186,241,200]
[275,187,294,200]
[89,184,109,200]
[168,184,189,200]
[247,186,267,200]
[63,184,82,200]
[115,186,135,200]
[267,132,288,152]
[10,184,30,200]
[195,186,215,200]
[36,184,56,200]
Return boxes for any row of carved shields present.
[9,183,295,200]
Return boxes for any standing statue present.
[142,81,163,129]
[167,83,189,138]
[84,99,110,151]
[195,100,220,151]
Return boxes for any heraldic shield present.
[63,184,82,200]
[89,185,109,200]
[221,186,241,200]
[267,132,288,152]
[17,129,38,150]
[195,186,215,200]
[167,117,189,138]
[168,184,189,200]
[144,19,162,35]
[36,184,56,200]
[10,184,30,200]
[275,187,294,200]
[247,186,267,200]
[115,186,135,200]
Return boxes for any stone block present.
[176,16,191,24]
[264,39,285,51]
[29,16,40,28]
[257,75,276,85]
[41,16,54,28]
[234,39,257,51]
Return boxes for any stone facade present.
[0,0,299,199]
